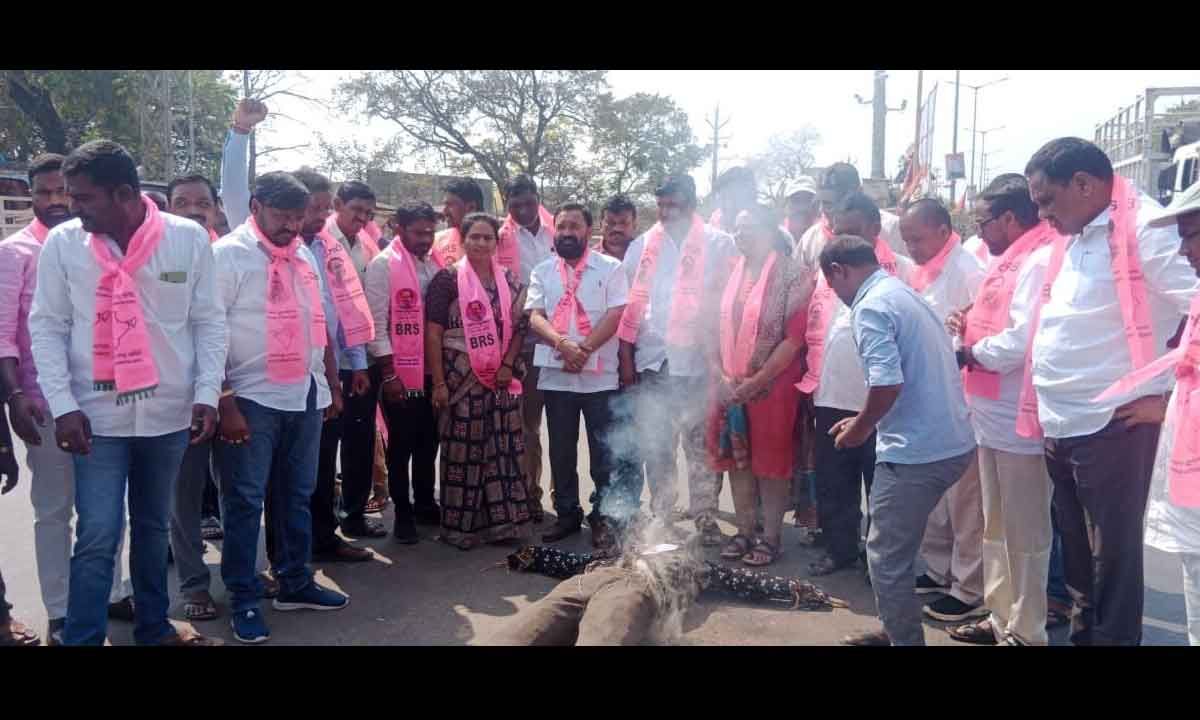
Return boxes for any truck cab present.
[1160,140,1200,203]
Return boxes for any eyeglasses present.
[976,215,1002,231]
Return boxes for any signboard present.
[946,152,966,180]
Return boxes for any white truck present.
[1095,87,1200,205]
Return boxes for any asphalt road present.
[0,427,1191,646]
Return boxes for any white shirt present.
[1144,392,1200,554]
[963,234,989,264]
[1032,195,1198,439]
[620,223,737,377]
[794,208,908,273]
[525,251,629,393]
[214,223,332,412]
[364,242,440,363]
[967,244,1051,455]
[514,220,556,287]
[814,256,915,412]
[917,242,985,325]
[326,220,370,286]
[28,214,226,436]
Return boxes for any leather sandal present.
[948,619,999,645]
[0,619,40,647]
[742,538,781,567]
[720,534,754,560]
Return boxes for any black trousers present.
[814,405,877,566]
[1044,416,1159,646]
[337,366,381,527]
[543,389,616,522]
[0,568,10,623]
[383,375,439,517]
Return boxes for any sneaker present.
[231,609,270,644]
[922,595,989,622]
[914,573,950,595]
[272,582,350,612]
[46,618,66,647]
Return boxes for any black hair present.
[252,171,310,211]
[393,201,439,228]
[979,173,1039,228]
[61,140,140,193]
[27,153,65,185]
[819,162,861,195]
[908,197,953,231]
[166,174,217,204]
[504,174,539,200]
[554,201,593,229]
[146,191,168,211]
[460,212,502,240]
[602,193,637,219]
[1024,137,1114,184]
[741,203,793,256]
[818,234,880,275]
[832,191,881,228]
[443,178,484,210]
[292,168,333,195]
[654,174,698,207]
[336,180,376,204]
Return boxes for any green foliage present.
[589,92,706,201]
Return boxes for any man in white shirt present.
[899,198,988,623]
[618,175,737,545]
[0,153,132,645]
[431,177,484,267]
[1025,137,1198,645]
[213,172,349,644]
[365,202,443,543]
[807,193,915,579]
[29,140,226,646]
[599,194,638,261]
[794,163,908,272]
[946,174,1055,645]
[501,175,558,522]
[526,203,629,549]
[322,181,386,540]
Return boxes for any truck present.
[1095,87,1200,205]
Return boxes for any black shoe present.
[922,595,989,622]
[414,504,442,526]
[393,516,420,545]
[914,573,950,595]
[313,539,373,562]
[107,595,135,622]
[342,517,388,539]
[542,511,583,542]
[46,618,66,647]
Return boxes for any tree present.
[588,92,707,201]
[748,128,821,208]
[236,70,326,184]
[334,70,606,195]
[314,133,406,183]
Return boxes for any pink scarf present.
[962,222,1059,399]
[1016,176,1154,438]
[27,218,50,244]
[796,237,898,393]
[551,246,593,338]
[455,257,521,394]
[89,195,163,404]
[909,232,962,293]
[432,228,461,268]
[249,216,327,385]
[387,239,426,396]
[1094,293,1200,506]
[208,227,220,244]
[719,252,778,379]
[316,218,376,347]
[618,214,708,346]
[497,205,555,278]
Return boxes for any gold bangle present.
[220,389,236,399]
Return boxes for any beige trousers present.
[920,455,984,605]
[729,469,790,545]
[978,446,1053,645]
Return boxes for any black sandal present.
[948,619,999,645]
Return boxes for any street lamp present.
[964,125,1005,194]
[948,75,1008,203]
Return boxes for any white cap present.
[784,176,817,199]
[1149,182,1200,228]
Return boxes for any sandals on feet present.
[720,534,754,560]
[183,594,219,622]
[0,620,41,647]
[808,554,851,577]
[948,619,999,645]
[364,496,390,514]
[742,538,781,567]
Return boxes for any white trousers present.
[26,420,131,619]
[1183,553,1200,647]
[920,455,984,605]
[977,446,1053,645]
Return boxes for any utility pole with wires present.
[854,70,907,180]
[243,70,256,185]
[705,103,732,194]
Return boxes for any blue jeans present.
[216,383,322,615]
[64,430,190,645]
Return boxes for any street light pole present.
[948,74,1007,207]
[951,70,960,206]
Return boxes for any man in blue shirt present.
[818,234,976,646]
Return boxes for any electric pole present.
[855,71,907,180]
[187,70,195,171]
[243,70,256,185]
[705,103,732,194]
[161,72,172,182]
[951,70,960,206]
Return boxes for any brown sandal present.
[742,538,781,567]
[0,619,41,647]
[183,593,219,622]
[720,534,754,560]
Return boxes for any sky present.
[251,70,1200,201]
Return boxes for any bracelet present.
[4,388,24,404]
[220,389,236,399]
[553,336,566,352]
[382,375,399,385]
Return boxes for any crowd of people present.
[1,97,1199,647]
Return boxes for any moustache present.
[554,235,585,259]
[45,205,70,216]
